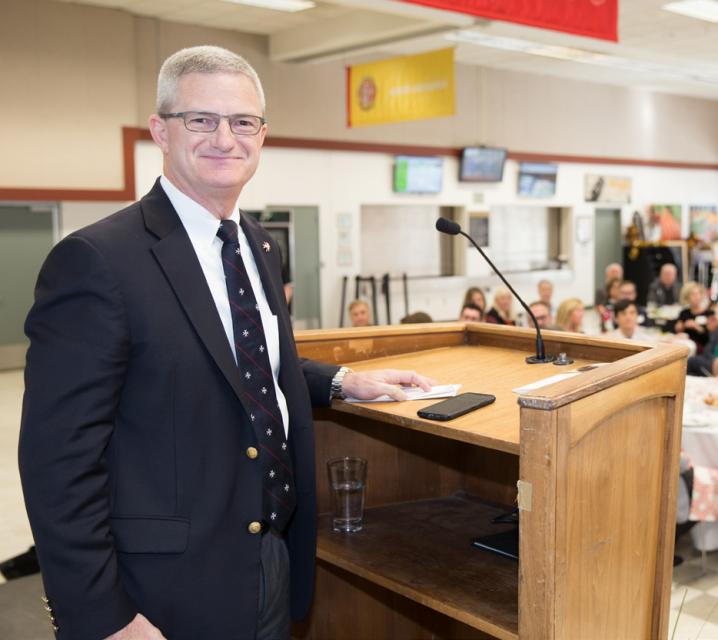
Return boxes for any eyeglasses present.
[159,111,266,136]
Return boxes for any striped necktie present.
[217,219,296,532]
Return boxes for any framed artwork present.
[468,211,489,247]
[645,204,682,241]
[690,205,718,243]
[584,174,631,203]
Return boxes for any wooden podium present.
[292,323,687,640]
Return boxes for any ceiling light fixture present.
[221,0,316,12]
[663,0,718,23]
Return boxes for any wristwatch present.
[330,366,353,400]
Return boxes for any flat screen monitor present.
[459,147,507,182]
[518,162,558,198]
[393,156,443,194]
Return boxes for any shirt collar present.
[160,175,240,247]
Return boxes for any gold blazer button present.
[248,521,262,534]
[246,447,258,459]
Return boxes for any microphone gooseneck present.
[436,217,554,364]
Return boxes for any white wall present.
[131,140,718,328]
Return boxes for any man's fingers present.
[382,384,408,401]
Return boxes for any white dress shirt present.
[160,176,289,437]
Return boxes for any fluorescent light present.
[446,30,718,85]
[221,0,316,12]
[663,0,718,23]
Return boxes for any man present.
[595,262,623,306]
[537,279,554,316]
[647,263,680,306]
[605,299,654,342]
[527,300,552,329]
[348,299,372,327]
[687,309,718,376]
[458,303,482,323]
[18,46,432,640]
[616,279,652,327]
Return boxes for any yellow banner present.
[347,48,455,127]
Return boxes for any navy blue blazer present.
[19,179,338,640]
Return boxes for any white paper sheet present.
[345,384,461,404]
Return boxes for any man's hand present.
[105,614,166,640]
[341,369,437,402]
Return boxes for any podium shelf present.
[317,494,519,640]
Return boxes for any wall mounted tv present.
[393,156,443,194]
[459,147,507,182]
[518,162,558,198]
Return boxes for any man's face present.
[538,282,553,303]
[618,283,636,301]
[660,266,677,286]
[606,265,623,282]
[460,307,481,322]
[616,305,638,335]
[149,72,266,207]
[350,304,370,327]
[529,304,550,328]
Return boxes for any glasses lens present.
[229,115,262,135]
[184,112,220,132]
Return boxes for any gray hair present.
[156,45,265,114]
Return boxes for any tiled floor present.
[3,365,718,637]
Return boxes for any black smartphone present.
[417,392,496,421]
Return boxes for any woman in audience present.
[484,288,515,325]
[462,286,486,314]
[555,298,585,333]
[597,277,622,332]
[673,281,710,353]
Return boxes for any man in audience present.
[400,311,432,324]
[605,299,654,341]
[528,300,553,329]
[688,309,718,376]
[348,299,372,327]
[617,279,653,327]
[647,263,680,306]
[595,263,623,306]
[459,303,482,323]
[537,280,555,315]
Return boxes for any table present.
[681,376,718,550]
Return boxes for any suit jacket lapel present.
[141,180,253,414]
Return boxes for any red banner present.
[399,0,618,42]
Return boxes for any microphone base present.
[526,354,556,364]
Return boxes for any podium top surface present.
[297,323,688,455]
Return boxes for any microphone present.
[436,217,555,364]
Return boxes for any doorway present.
[594,208,622,300]
[0,204,57,369]
[257,206,321,330]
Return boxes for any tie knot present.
[217,219,239,244]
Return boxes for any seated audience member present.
[537,279,555,315]
[485,288,515,326]
[673,281,711,353]
[595,263,623,306]
[605,299,654,341]
[617,280,652,327]
[462,286,487,314]
[348,299,372,327]
[647,263,680,306]
[555,298,585,333]
[598,277,622,332]
[528,300,552,329]
[400,311,433,324]
[459,303,482,323]
[687,310,718,376]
